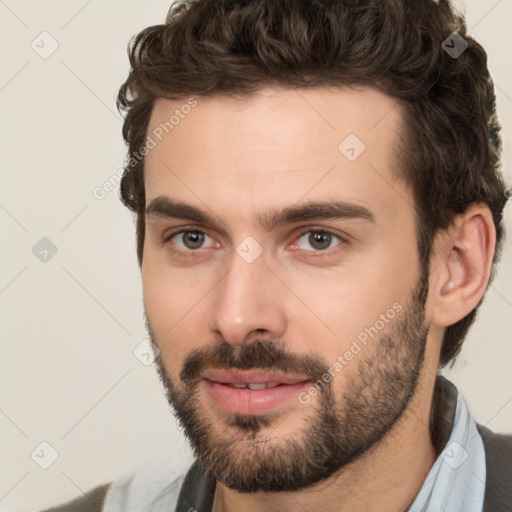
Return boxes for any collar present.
[408,376,486,511]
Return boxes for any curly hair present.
[117,0,508,367]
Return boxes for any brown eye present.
[296,230,342,251]
[309,232,332,250]
[172,230,211,250]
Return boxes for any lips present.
[200,369,311,415]
[201,368,310,386]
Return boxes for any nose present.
[208,249,287,346]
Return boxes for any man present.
[43,0,511,511]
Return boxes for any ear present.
[430,204,496,327]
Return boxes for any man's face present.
[142,87,430,491]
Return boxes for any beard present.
[148,270,429,493]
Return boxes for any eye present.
[169,230,216,251]
[295,230,344,251]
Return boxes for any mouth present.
[221,382,284,390]
[200,369,311,415]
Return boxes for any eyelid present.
[163,225,211,241]
[294,226,348,243]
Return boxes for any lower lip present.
[202,379,311,415]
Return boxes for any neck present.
[213,370,439,512]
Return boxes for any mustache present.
[179,338,330,385]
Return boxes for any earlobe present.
[430,205,496,327]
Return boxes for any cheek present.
[142,248,213,327]
[142,260,213,375]
[282,250,417,361]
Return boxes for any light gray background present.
[1,1,511,510]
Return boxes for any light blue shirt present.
[409,391,486,511]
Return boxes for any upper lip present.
[201,369,310,385]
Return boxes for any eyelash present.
[162,226,347,258]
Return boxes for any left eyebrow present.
[258,200,376,230]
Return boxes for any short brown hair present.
[117,0,508,367]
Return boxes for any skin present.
[141,87,495,512]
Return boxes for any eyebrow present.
[145,196,375,231]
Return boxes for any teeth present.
[226,382,282,390]
[247,383,268,390]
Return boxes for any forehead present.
[144,86,412,227]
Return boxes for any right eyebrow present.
[146,196,217,226]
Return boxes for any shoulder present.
[38,456,193,512]
[40,483,111,512]
[476,423,512,512]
